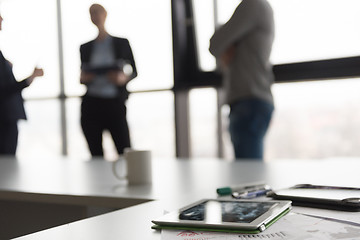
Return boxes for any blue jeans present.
[229,99,274,160]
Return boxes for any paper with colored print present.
[161,212,360,240]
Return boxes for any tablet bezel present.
[152,199,291,231]
[269,185,360,211]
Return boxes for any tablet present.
[152,199,291,233]
[268,184,360,211]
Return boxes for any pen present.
[232,188,271,199]
[216,183,268,196]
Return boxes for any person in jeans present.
[209,0,275,160]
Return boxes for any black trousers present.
[81,95,131,157]
[0,120,18,155]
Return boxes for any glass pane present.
[215,0,239,24]
[192,0,216,71]
[127,91,175,158]
[189,88,217,158]
[193,0,360,71]
[62,0,173,97]
[17,100,61,158]
[270,0,360,64]
[218,79,360,160]
[0,0,59,98]
[265,78,360,159]
[220,105,234,160]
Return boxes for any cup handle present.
[112,155,126,180]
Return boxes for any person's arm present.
[25,67,44,85]
[79,44,95,85]
[209,0,259,58]
[80,70,95,85]
[107,39,137,86]
[0,67,43,100]
[0,80,28,100]
[124,39,137,81]
[219,45,236,70]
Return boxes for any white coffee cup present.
[112,149,152,185]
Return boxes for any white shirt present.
[87,36,118,98]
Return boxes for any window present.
[191,0,360,160]
[61,0,174,159]
[127,91,175,158]
[267,78,360,159]
[270,0,360,64]
[3,0,174,159]
[18,100,62,158]
[62,0,173,96]
[0,0,59,98]
[193,0,360,70]
[192,0,215,72]
[190,88,217,157]
[1,0,61,158]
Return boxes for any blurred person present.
[209,0,275,160]
[0,14,44,155]
[80,3,137,158]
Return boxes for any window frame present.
[170,0,360,158]
[171,0,360,89]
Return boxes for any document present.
[160,212,360,240]
[292,206,360,226]
[161,229,293,240]
[278,212,360,240]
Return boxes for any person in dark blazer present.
[0,14,44,155]
[80,3,137,158]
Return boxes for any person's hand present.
[80,71,95,84]
[220,45,236,70]
[33,67,44,78]
[27,67,44,85]
[107,70,129,86]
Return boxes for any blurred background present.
[1,0,360,161]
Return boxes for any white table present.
[0,156,359,239]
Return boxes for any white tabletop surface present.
[1,156,359,239]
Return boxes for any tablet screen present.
[152,199,292,231]
[179,200,277,223]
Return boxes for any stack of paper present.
[161,211,360,240]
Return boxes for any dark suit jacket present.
[80,36,137,101]
[0,51,28,122]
